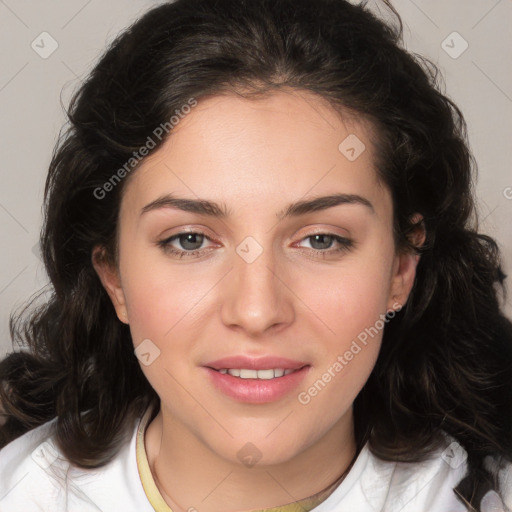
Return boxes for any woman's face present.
[95,89,419,466]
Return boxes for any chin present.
[214,432,307,468]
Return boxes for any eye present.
[296,233,353,256]
[171,232,206,251]
[157,231,216,258]
[157,231,354,260]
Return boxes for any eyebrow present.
[140,192,374,220]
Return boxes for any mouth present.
[203,356,311,403]
[210,367,305,379]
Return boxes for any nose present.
[220,239,295,337]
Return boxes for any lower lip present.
[203,366,310,404]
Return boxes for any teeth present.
[239,369,258,379]
[218,368,298,379]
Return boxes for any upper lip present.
[204,356,308,371]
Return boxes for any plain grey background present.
[0,0,511,358]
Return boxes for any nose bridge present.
[220,234,293,334]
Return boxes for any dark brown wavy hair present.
[1,0,511,509]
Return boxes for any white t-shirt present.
[0,410,511,512]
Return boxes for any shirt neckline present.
[135,406,358,512]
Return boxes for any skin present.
[93,88,423,512]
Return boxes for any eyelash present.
[157,231,353,259]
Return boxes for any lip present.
[204,355,308,371]
[203,356,310,404]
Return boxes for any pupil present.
[181,233,203,250]
[311,234,332,250]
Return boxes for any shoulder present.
[0,418,63,510]
[314,431,512,512]
[360,433,473,511]
[0,416,153,512]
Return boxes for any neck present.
[145,407,357,512]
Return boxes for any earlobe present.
[388,250,421,311]
[91,246,129,324]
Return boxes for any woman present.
[1,0,511,510]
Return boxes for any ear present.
[91,245,129,324]
[387,214,426,311]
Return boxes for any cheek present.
[119,260,213,396]
[293,254,394,431]
[296,249,395,342]
[122,264,209,343]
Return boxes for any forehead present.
[120,88,387,218]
